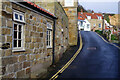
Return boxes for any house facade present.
[0,0,69,78]
[35,0,78,46]
[58,0,78,46]
[109,14,119,35]
[34,0,69,63]
[78,10,103,31]
[78,18,91,31]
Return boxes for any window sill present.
[12,49,26,52]
[47,46,52,49]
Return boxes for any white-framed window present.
[12,10,25,52]
[87,24,89,28]
[13,23,24,51]
[13,10,25,23]
[93,24,96,26]
[99,23,101,28]
[80,21,83,27]
[87,16,91,19]
[98,16,102,20]
[47,23,52,48]
[65,0,74,7]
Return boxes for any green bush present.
[95,30,103,35]
[111,34,118,40]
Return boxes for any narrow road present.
[58,31,120,78]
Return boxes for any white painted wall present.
[78,19,91,31]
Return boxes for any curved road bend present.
[58,31,120,79]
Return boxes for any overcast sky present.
[78,0,120,14]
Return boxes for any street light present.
[102,13,105,34]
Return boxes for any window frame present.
[46,23,52,48]
[99,23,101,28]
[13,10,25,23]
[12,10,25,52]
[93,24,96,27]
[87,16,91,19]
[87,24,89,28]
[98,16,102,20]
[12,22,25,52]
[64,0,74,7]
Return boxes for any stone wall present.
[36,0,78,46]
[35,1,69,63]
[34,0,55,14]
[0,2,54,78]
[64,7,78,45]
[59,0,78,46]
[54,2,69,62]
[0,1,2,79]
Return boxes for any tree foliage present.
[77,4,87,12]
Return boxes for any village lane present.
[57,31,120,79]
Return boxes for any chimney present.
[92,10,94,14]
[81,9,83,14]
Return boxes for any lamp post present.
[102,13,105,34]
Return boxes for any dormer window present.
[98,16,102,20]
[13,10,25,23]
[87,16,91,19]
[65,0,74,7]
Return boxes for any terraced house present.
[0,0,73,78]
[78,10,103,31]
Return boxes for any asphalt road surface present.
[58,31,120,79]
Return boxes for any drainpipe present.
[52,19,56,65]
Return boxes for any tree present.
[77,4,87,12]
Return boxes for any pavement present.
[45,35,80,79]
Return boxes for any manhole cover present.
[87,47,97,50]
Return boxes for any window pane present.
[14,40,17,47]
[47,41,48,46]
[65,0,74,6]
[20,15,23,20]
[49,40,50,46]
[18,32,21,39]
[18,40,21,47]
[19,25,22,31]
[49,35,50,41]
[14,24,17,30]
[47,30,48,35]
[47,34,48,40]
[15,13,18,19]
[14,31,17,39]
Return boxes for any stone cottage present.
[35,0,78,46]
[34,0,69,62]
[0,0,69,78]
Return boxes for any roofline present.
[10,0,57,19]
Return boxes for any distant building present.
[109,14,119,35]
[78,16,91,31]
[78,10,103,31]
